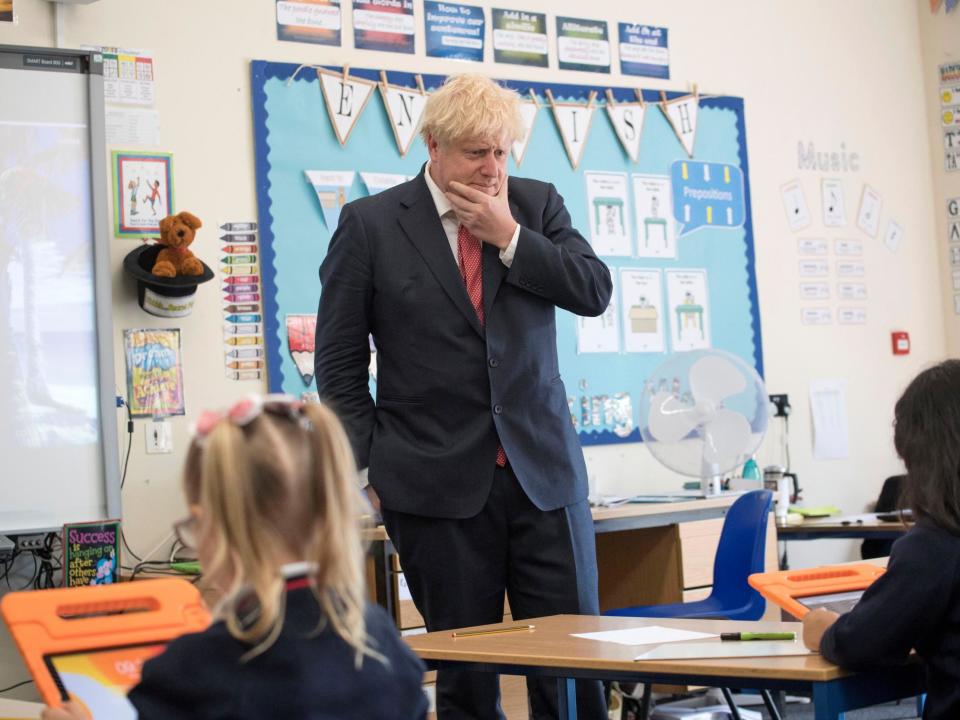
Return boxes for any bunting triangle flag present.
[947,0,958,12]
[511,90,541,167]
[379,72,429,157]
[305,170,356,229]
[546,89,597,170]
[931,0,944,10]
[659,89,699,158]
[605,89,646,163]
[317,67,377,146]
[359,171,414,195]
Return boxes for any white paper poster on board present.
[809,379,850,460]
[584,171,631,256]
[576,274,619,353]
[856,184,882,238]
[619,268,665,353]
[821,178,846,227]
[665,269,710,351]
[632,174,676,258]
[781,179,811,232]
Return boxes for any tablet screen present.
[44,642,166,719]
[796,590,864,615]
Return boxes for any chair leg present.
[719,687,743,720]
[760,690,783,720]
[639,683,652,720]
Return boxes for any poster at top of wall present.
[276,0,342,46]
[353,0,415,54]
[492,8,548,67]
[556,16,610,74]
[424,1,484,62]
[0,1,11,22]
[618,23,669,79]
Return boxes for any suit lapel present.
[397,174,484,338]
[482,195,519,317]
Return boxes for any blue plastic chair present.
[606,489,773,621]
[605,490,776,720]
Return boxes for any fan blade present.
[647,391,700,443]
[690,354,747,404]
[702,409,752,467]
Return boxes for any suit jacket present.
[315,172,612,518]
[129,594,427,720]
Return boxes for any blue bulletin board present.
[250,60,763,447]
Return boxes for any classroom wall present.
[919,3,960,351]
[0,0,946,568]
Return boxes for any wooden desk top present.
[405,614,845,683]
[777,513,910,538]
[366,495,738,544]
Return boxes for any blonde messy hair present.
[183,400,373,665]
[419,73,524,147]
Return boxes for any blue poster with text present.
[670,160,745,237]
[425,1,485,62]
[618,23,669,79]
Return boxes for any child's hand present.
[802,608,839,651]
[41,701,91,720]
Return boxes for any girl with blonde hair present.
[45,395,426,720]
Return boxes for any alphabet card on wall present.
[378,72,428,156]
[604,89,645,163]
[317,67,376,145]
[546,88,597,169]
[659,89,698,157]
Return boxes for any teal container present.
[741,457,761,483]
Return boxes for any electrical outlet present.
[146,420,173,454]
[16,534,45,551]
[769,394,791,418]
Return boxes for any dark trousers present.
[381,463,607,720]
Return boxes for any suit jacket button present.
[489,358,499,368]
[494,404,503,415]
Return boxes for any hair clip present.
[191,394,309,444]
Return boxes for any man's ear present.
[179,211,203,230]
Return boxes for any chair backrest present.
[710,489,773,620]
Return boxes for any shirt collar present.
[423,161,454,221]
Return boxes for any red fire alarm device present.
[891,331,910,355]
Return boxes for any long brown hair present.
[894,359,960,535]
[183,400,372,663]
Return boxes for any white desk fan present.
[639,350,768,496]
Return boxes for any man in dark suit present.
[315,74,612,719]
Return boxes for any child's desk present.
[776,512,910,541]
[405,614,925,720]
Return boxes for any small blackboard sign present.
[63,520,121,587]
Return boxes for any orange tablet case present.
[748,563,886,619]
[1,578,210,706]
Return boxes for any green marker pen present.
[720,632,796,641]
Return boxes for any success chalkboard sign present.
[63,520,121,587]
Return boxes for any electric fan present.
[639,350,768,495]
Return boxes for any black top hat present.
[123,243,215,318]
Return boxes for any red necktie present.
[457,224,506,467]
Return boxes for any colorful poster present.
[0,1,10,22]
[94,47,156,107]
[618,23,669,79]
[584,171,630,256]
[353,0,415,53]
[276,0,342,45]
[123,329,185,418]
[110,151,173,238]
[492,8,548,67]
[665,269,710,351]
[632,174,676,258]
[556,16,610,74]
[670,160,745,236]
[424,1,484,62]
[619,268,665,353]
[63,520,121,587]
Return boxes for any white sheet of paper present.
[781,179,811,232]
[572,626,717,647]
[634,640,811,661]
[809,379,850,460]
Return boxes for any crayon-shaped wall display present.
[219,220,264,380]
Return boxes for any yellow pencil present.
[452,624,535,638]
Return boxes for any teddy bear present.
[151,211,204,278]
